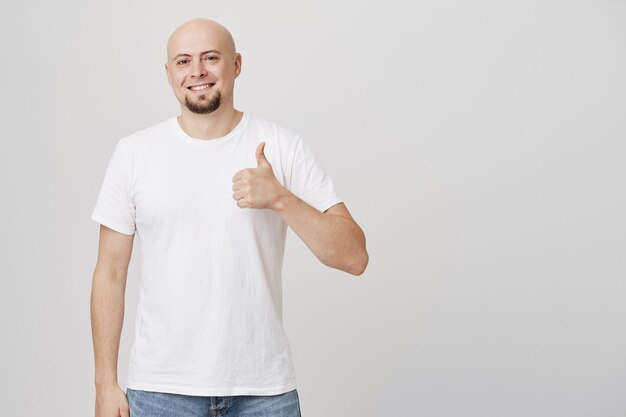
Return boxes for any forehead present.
[167,28,226,60]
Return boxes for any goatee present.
[185,90,221,114]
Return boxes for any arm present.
[273,193,368,276]
[232,142,368,276]
[91,224,134,388]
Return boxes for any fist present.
[232,141,285,209]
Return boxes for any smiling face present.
[165,19,241,115]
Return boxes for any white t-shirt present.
[90,112,343,396]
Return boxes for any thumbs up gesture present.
[232,141,286,209]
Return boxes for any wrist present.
[95,374,118,388]
[272,186,293,212]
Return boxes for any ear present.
[234,53,242,78]
[164,63,171,86]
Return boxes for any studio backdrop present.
[0,1,624,416]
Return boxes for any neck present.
[177,106,243,141]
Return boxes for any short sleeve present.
[288,135,343,213]
[90,139,136,235]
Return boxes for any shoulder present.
[118,116,174,154]
[246,113,301,145]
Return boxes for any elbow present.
[349,229,369,276]
[325,225,369,276]
[350,250,369,276]
[350,226,368,276]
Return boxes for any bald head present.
[166,18,237,62]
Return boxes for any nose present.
[190,59,207,79]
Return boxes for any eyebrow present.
[172,50,222,61]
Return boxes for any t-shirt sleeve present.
[288,135,343,213]
[90,139,136,235]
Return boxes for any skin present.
[93,17,368,417]
[165,18,243,140]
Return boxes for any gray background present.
[1,0,625,416]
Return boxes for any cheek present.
[171,73,186,86]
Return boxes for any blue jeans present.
[126,387,302,417]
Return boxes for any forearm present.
[273,190,367,275]
[90,267,126,388]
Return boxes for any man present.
[90,17,368,417]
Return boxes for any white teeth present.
[190,84,212,91]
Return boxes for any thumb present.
[256,141,269,167]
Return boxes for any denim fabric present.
[126,387,302,417]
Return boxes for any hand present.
[232,141,285,210]
[95,383,129,417]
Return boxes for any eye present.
[177,59,188,65]
[204,55,217,61]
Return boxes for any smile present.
[188,83,215,91]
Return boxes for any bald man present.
[91,18,368,417]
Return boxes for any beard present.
[184,89,221,114]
